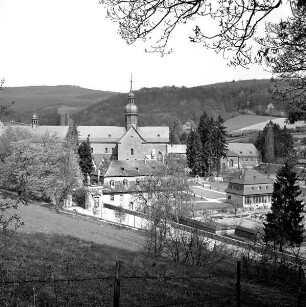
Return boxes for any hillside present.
[1,199,297,306]
[74,79,285,128]
[0,85,118,124]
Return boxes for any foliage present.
[186,130,203,175]
[114,203,127,226]
[255,121,295,163]
[74,80,278,127]
[77,137,94,179]
[264,161,305,251]
[0,128,82,212]
[72,188,86,208]
[100,0,292,67]
[257,4,306,122]
[135,158,193,256]
[197,112,227,176]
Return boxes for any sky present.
[0,0,289,93]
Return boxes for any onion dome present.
[125,102,138,113]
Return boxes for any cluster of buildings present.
[0,81,275,212]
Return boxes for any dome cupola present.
[125,75,138,130]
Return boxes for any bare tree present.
[99,0,295,66]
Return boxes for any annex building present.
[225,169,274,208]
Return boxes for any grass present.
[0,198,299,306]
[224,115,278,133]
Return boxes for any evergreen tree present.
[197,112,213,176]
[255,122,294,163]
[186,130,202,175]
[264,161,304,251]
[78,136,94,179]
[211,115,228,174]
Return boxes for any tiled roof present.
[77,126,169,143]
[225,184,273,196]
[228,169,274,186]
[78,126,126,142]
[226,149,238,157]
[227,143,260,157]
[104,160,166,177]
[138,127,169,143]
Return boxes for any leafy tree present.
[78,137,94,179]
[0,129,82,212]
[186,130,202,176]
[264,161,305,251]
[255,122,294,163]
[135,158,193,256]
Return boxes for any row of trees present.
[186,112,227,176]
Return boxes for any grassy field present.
[0,199,299,306]
[224,115,277,133]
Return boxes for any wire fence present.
[0,260,304,306]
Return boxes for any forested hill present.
[0,85,118,124]
[74,79,284,127]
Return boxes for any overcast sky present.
[0,0,288,92]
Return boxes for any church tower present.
[32,109,39,129]
[125,76,138,130]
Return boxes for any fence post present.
[236,261,241,307]
[113,261,121,307]
[297,265,305,307]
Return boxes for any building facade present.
[225,169,274,208]
[221,143,261,170]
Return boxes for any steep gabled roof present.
[138,127,169,143]
[104,160,166,177]
[78,126,126,143]
[117,126,146,144]
[227,143,260,157]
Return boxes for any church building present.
[77,79,169,164]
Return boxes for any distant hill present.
[74,79,286,129]
[0,85,118,124]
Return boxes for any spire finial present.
[130,74,133,92]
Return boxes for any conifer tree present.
[211,115,228,174]
[186,130,202,176]
[264,161,305,251]
[197,112,213,176]
[78,136,94,179]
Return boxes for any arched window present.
[229,159,234,167]
[123,179,128,187]
[110,180,115,188]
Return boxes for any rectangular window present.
[110,194,114,201]
[91,148,93,153]
[105,148,108,154]
[131,148,134,155]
